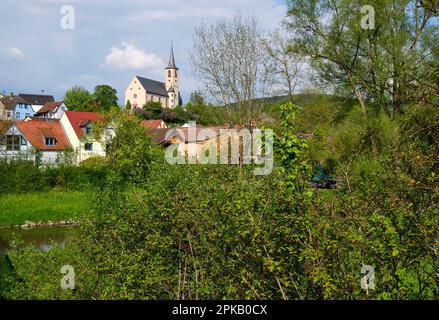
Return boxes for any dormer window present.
[45,137,56,146]
[85,143,93,151]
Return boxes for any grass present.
[0,192,87,226]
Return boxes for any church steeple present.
[165,42,180,109]
[166,42,179,70]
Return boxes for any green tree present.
[64,86,92,111]
[189,91,205,107]
[125,100,131,111]
[286,0,438,116]
[92,85,119,112]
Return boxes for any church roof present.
[136,76,169,97]
[165,44,179,70]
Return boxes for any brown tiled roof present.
[0,96,29,110]
[35,101,63,115]
[15,119,71,151]
[19,94,54,105]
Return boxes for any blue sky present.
[0,0,287,104]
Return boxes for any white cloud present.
[101,42,164,70]
[6,47,25,59]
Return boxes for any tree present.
[286,0,438,116]
[191,13,269,125]
[189,91,205,107]
[64,86,92,111]
[92,85,119,112]
[263,30,303,104]
[125,100,131,111]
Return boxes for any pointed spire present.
[166,41,179,70]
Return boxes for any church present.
[125,45,180,110]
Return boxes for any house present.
[0,118,71,164]
[125,44,180,110]
[0,95,34,120]
[59,110,112,163]
[140,119,167,129]
[145,126,229,161]
[0,99,5,119]
[19,94,55,113]
[34,102,67,119]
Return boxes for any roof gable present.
[0,96,30,110]
[36,102,64,115]
[64,110,101,138]
[140,119,166,129]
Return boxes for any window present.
[15,112,20,118]
[175,70,178,78]
[133,94,137,99]
[45,137,56,146]
[25,113,30,118]
[168,70,171,77]
[19,104,22,109]
[6,135,20,151]
[6,111,12,119]
[85,143,93,151]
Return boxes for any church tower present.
[165,43,179,109]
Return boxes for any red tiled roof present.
[15,119,71,151]
[140,119,165,129]
[64,110,101,138]
[36,101,63,114]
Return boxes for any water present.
[0,226,69,255]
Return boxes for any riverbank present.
[0,191,87,226]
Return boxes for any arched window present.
[175,70,178,78]
[168,70,171,77]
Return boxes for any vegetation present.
[0,192,87,226]
[0,0,437,301]
[64,84,119,112]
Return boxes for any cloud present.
[6,47,25,59]
[101,42,164,70]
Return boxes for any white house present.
[59,110,112,163]
[34,102,67,119]
[0,118,71,164]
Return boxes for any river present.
[0,226,69,255]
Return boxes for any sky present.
[0,0,288,105]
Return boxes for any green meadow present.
[0,192,87,226]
